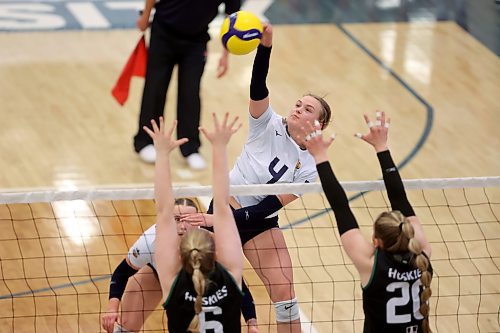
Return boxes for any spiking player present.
[182,23,332,332]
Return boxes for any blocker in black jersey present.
[305,111,434,333]
[164,262,243,332]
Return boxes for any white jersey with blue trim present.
[230,106,317,213]
[127,224,157,270]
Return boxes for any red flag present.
[112,35,148,106]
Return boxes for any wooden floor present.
[0,22,499,332]
[1,23,499,189]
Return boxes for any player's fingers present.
[199,126,208,138]
[355,133,365,140]
[184,216,205,225]
[304,121,321,140]
[220,112,229,128]
[158,116,164,132]
[310,119,322,138]
[232,122,243,134]
[385,117,391,129]
[102,318,112,333]
[375,111,382,127]
[299,126,307,136]
[307,120,315,132]
[189,222,204,227]
[296,133,302,142]
[216,65,227,78]
[229,115,239,130]
[378,111,386,126]
[181,217,200,224]
[325,133,336,146]
[299,125,306,140]
[180,214,201,222]
[175,138,189,147]
[150,119,159,133]
[365,113,376,128]
[363,114,370,126]
[212,112,221,130]
[143,125,154,138]
[165,119,177,138]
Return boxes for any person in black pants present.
[135,0,241,169]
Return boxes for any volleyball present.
[220,11,263,55]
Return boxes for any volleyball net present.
[0,177,499,333]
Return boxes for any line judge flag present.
[111,35,148,106]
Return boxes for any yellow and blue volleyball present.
[220,11,263,55]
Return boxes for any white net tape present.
[1,177,499,204]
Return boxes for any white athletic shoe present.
[138,144,156,164]
[186,153,207,170]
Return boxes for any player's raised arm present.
[199,112,243,284]
[302,122,374,276]
[143,118,188,297]
[249,24,273,119]
[355,111,431,257]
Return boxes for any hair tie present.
[190,248,200,254]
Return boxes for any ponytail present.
[402,221,433,333]
[187,250,205,332]
[179,229,215,332]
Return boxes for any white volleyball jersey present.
[230,106,318,212]
[127,224,157,270]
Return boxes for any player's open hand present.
[143,117,188,155]
[300,120,335,164]
[355,111,390,152]
[199,112,241,147]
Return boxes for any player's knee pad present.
[273,298,300,322]
[113,324,133,333]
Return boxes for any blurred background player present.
[134,0,240,169]
[304,111,433,333]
